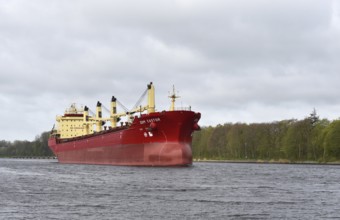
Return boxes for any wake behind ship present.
[48,83,201,166]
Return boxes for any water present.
[0,159,339,219]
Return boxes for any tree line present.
[0,132,53,158]
[192,110,340,162]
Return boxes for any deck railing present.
[174,106,191,111]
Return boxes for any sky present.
[1,0,340,141]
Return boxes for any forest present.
[1,110,340,162]
[193,110,340,162]
[0,132,53,158]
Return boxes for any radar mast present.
[169,85,180,111]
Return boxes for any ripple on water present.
[0,159,339,219]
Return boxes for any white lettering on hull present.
[139,117,161,125]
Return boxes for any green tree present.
[226,123,247,159]
[323,120,340,161]
[310,119,329,161]
[192,126,214,159]
[0,131,53,157]
[207,124,232,159]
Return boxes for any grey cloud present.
[1,0,340,140]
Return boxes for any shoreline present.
[0,156,57,160]
[1,157,340,165]
[193,159,340,165]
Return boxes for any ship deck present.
[55,125,129,144]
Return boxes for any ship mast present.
[147,82,155,113]
[169,85,180,111]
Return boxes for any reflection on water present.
[0,159,339,219]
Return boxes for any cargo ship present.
[48,82,201,166]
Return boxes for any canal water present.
[0,159,339,219]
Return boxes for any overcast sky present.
[1,0,340,141]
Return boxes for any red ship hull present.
[48,110,200,166]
